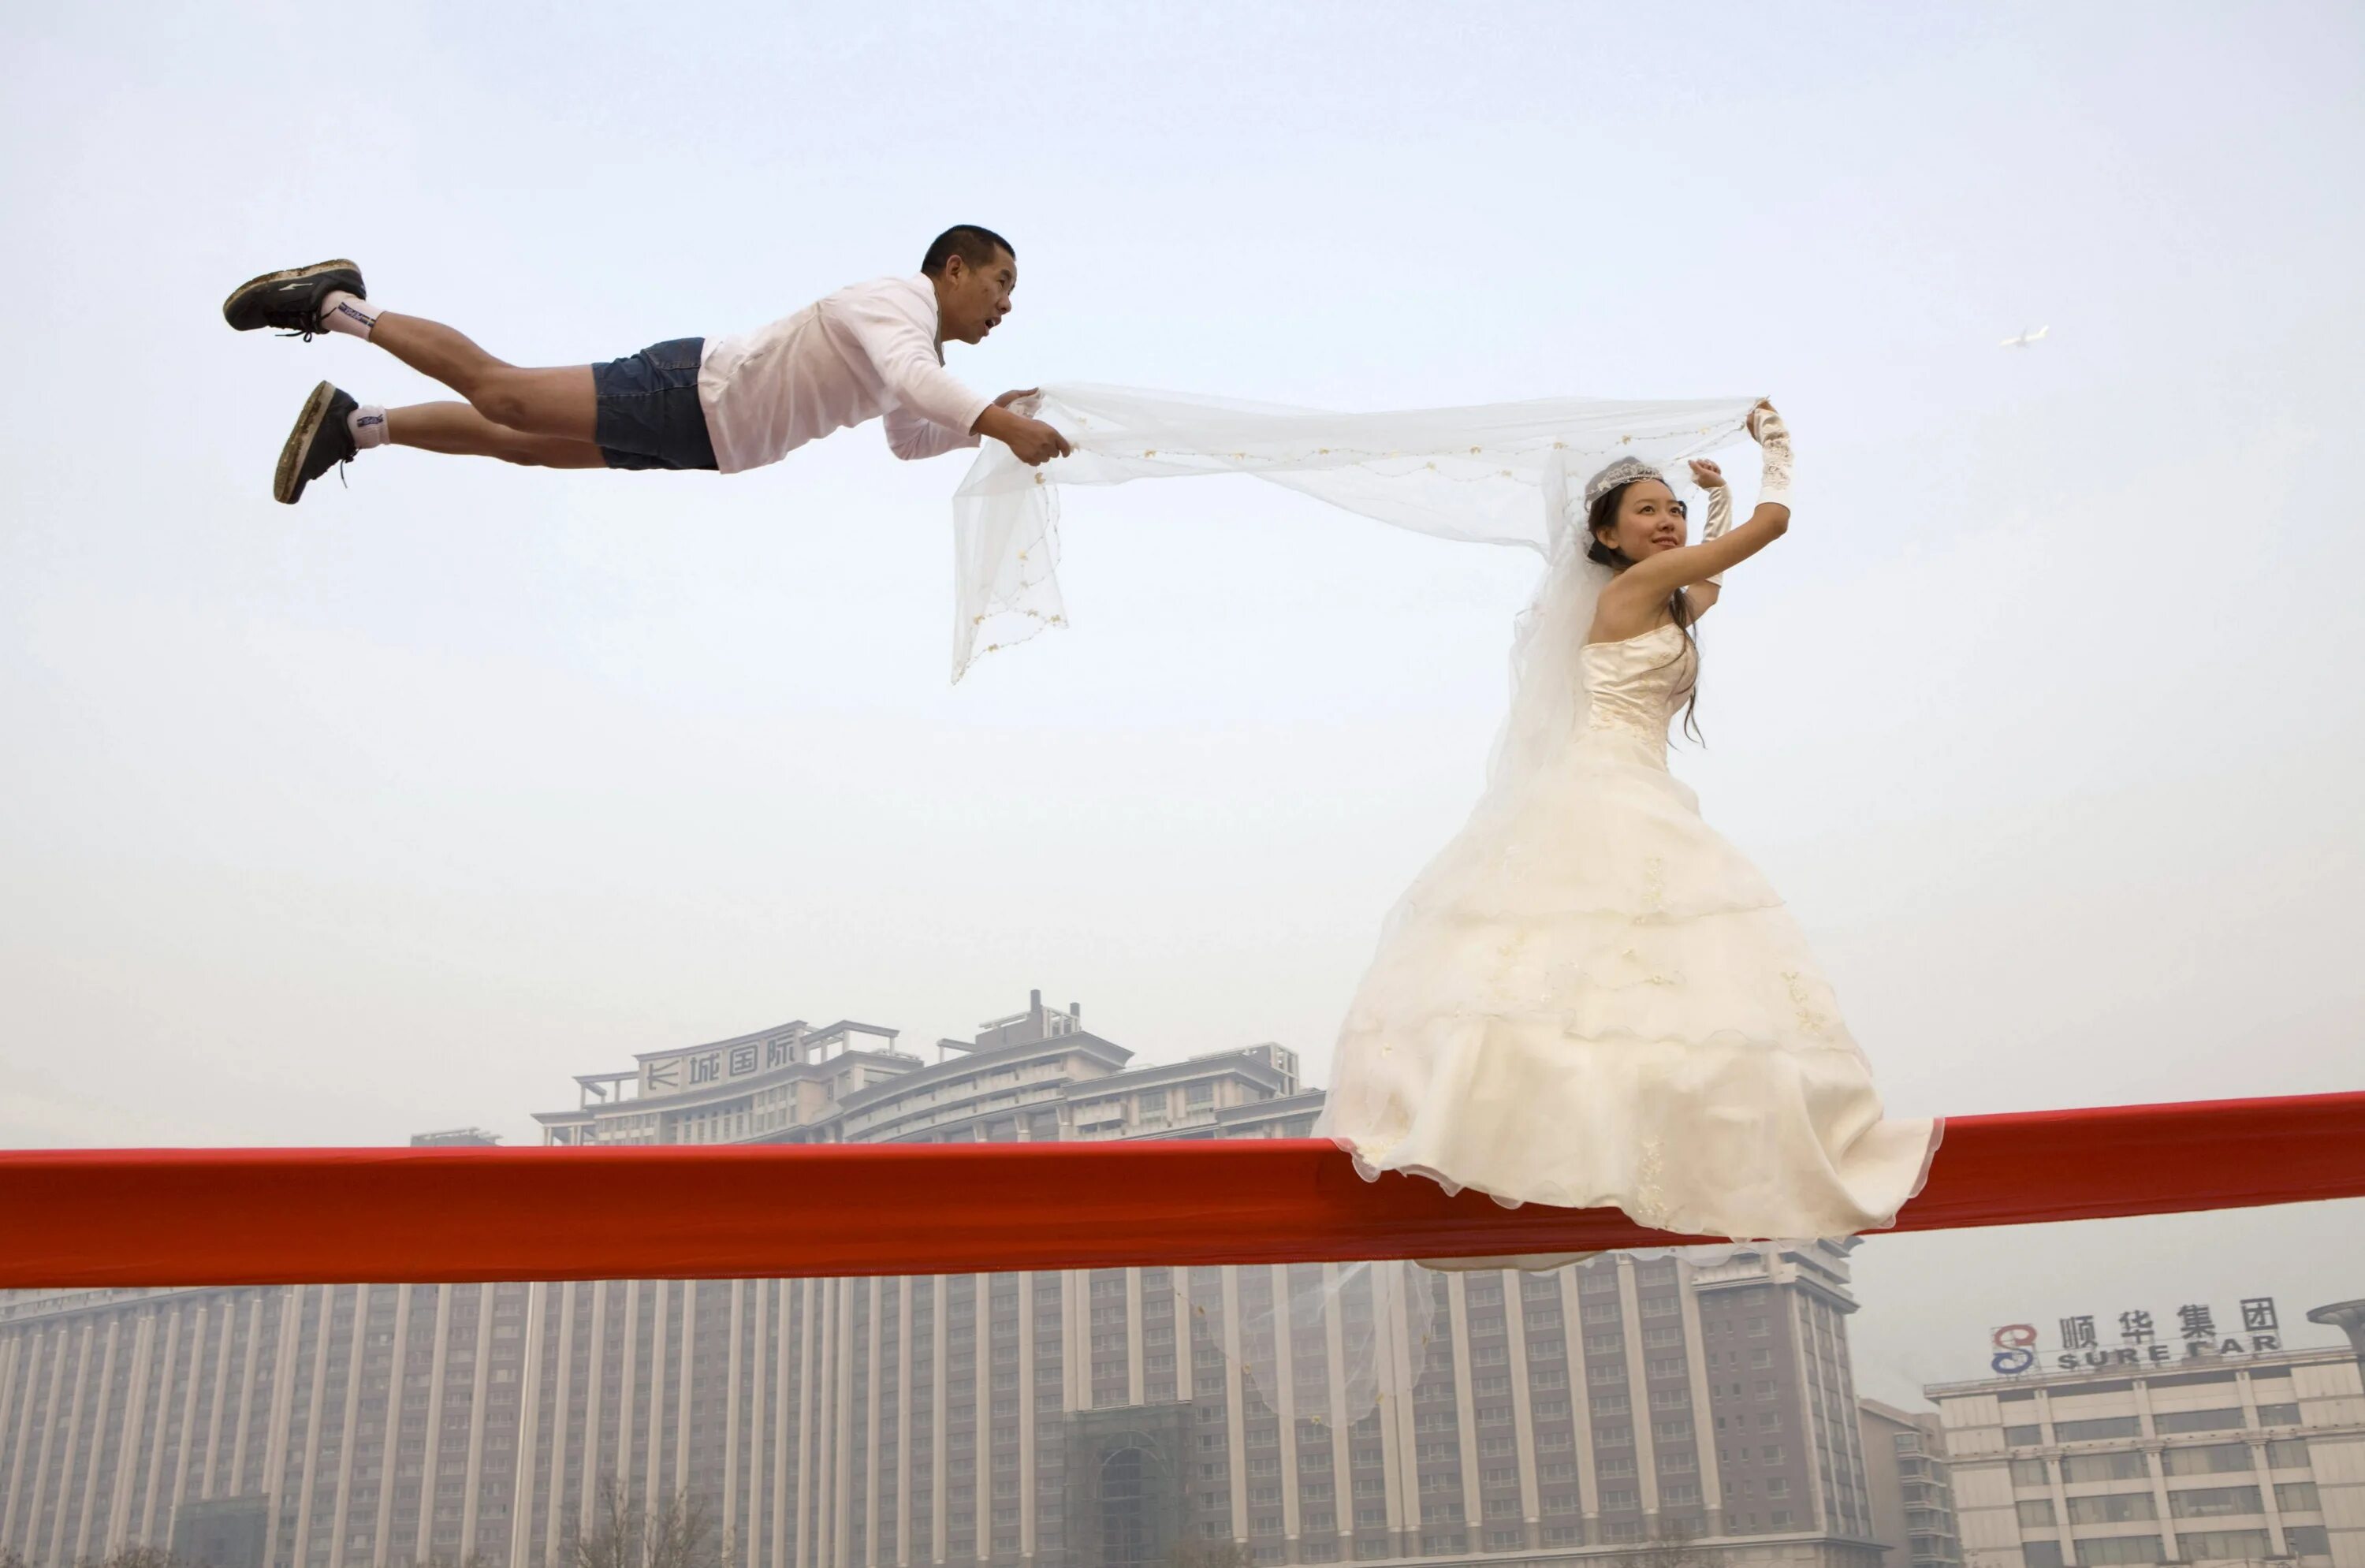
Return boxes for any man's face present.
[939,248,1016,345]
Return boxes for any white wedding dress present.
[1315,616,1940,1241]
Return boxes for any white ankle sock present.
[348,404,390,450]
[318,290,379,341]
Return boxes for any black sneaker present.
[275,382,359,505]
[224,259,366,337]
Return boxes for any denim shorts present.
[593,337,719,471]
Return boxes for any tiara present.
[1581,456,1667,516]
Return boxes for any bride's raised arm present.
[1682,460,1735,616]
[1601,401,1793,613]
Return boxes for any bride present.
[1313,404,1939,1242]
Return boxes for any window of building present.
[2151,1408,2243,1435]
[2024,1544,2065,1568]
[2057,1417,2143,1442]
[2286,1525,2331,1557]
[2252,1403,2301,1427]
[2006,1425,2046,1447]
[2012,1458,2054,1486]
[2173,1529,2272,1562]
[2072,1536,2165,1566]
[2063,1453,2147,1484]
[2019,1500,2059,1528]
[2276,1482,2320,1513]
[2069,1494,2157,1525]
[2161,1444,2253,1477]
[2169,1487,2262,1518]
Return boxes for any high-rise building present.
[1925,1309,2364,1568]
[1859,1399,1959,1568]
[1,993,1894,1568]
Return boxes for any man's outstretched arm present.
[886,389,1063,462]
[841,293,1069,466]
[884,401,980,461]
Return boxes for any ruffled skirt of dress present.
[1315,728,1940,1244]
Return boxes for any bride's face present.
[1596,480,1689,562]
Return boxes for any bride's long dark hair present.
[1586,479,1704,744]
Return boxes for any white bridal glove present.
[1698,471,1734,585]
[1749,400,1793,509]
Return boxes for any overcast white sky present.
[2,2,2359,1404]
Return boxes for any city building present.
[1859,1399,1959,1568]
[527,995,1313,1151]
[3,993,1901,1568]
[1927,1305,2364,1568]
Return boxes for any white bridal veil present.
[949,383,1764,685]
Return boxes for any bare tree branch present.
[571,1480,718,1568]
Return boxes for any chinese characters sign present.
[1989,1298,2280,1375]
[642,1034,804,1097]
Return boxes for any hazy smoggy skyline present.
[2,2,2358,1405]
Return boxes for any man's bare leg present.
[367,315,600,444]
[386,401,610,468]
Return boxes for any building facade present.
[1,994,1894,1568]
[1927,1335,2365,1568]
[1859,1400,1959,1568]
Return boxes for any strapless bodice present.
[1579,623,1697,758]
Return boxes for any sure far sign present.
[1989,1298,2285,1375]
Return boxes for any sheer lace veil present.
[1171,1261,1446,1432]
[1487,448,1619,795]
[948,384,1762,682]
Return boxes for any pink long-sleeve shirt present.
[695,274,994,474]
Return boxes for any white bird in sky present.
[2001,326,2050,348]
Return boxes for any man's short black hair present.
[922,225,1015,277]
